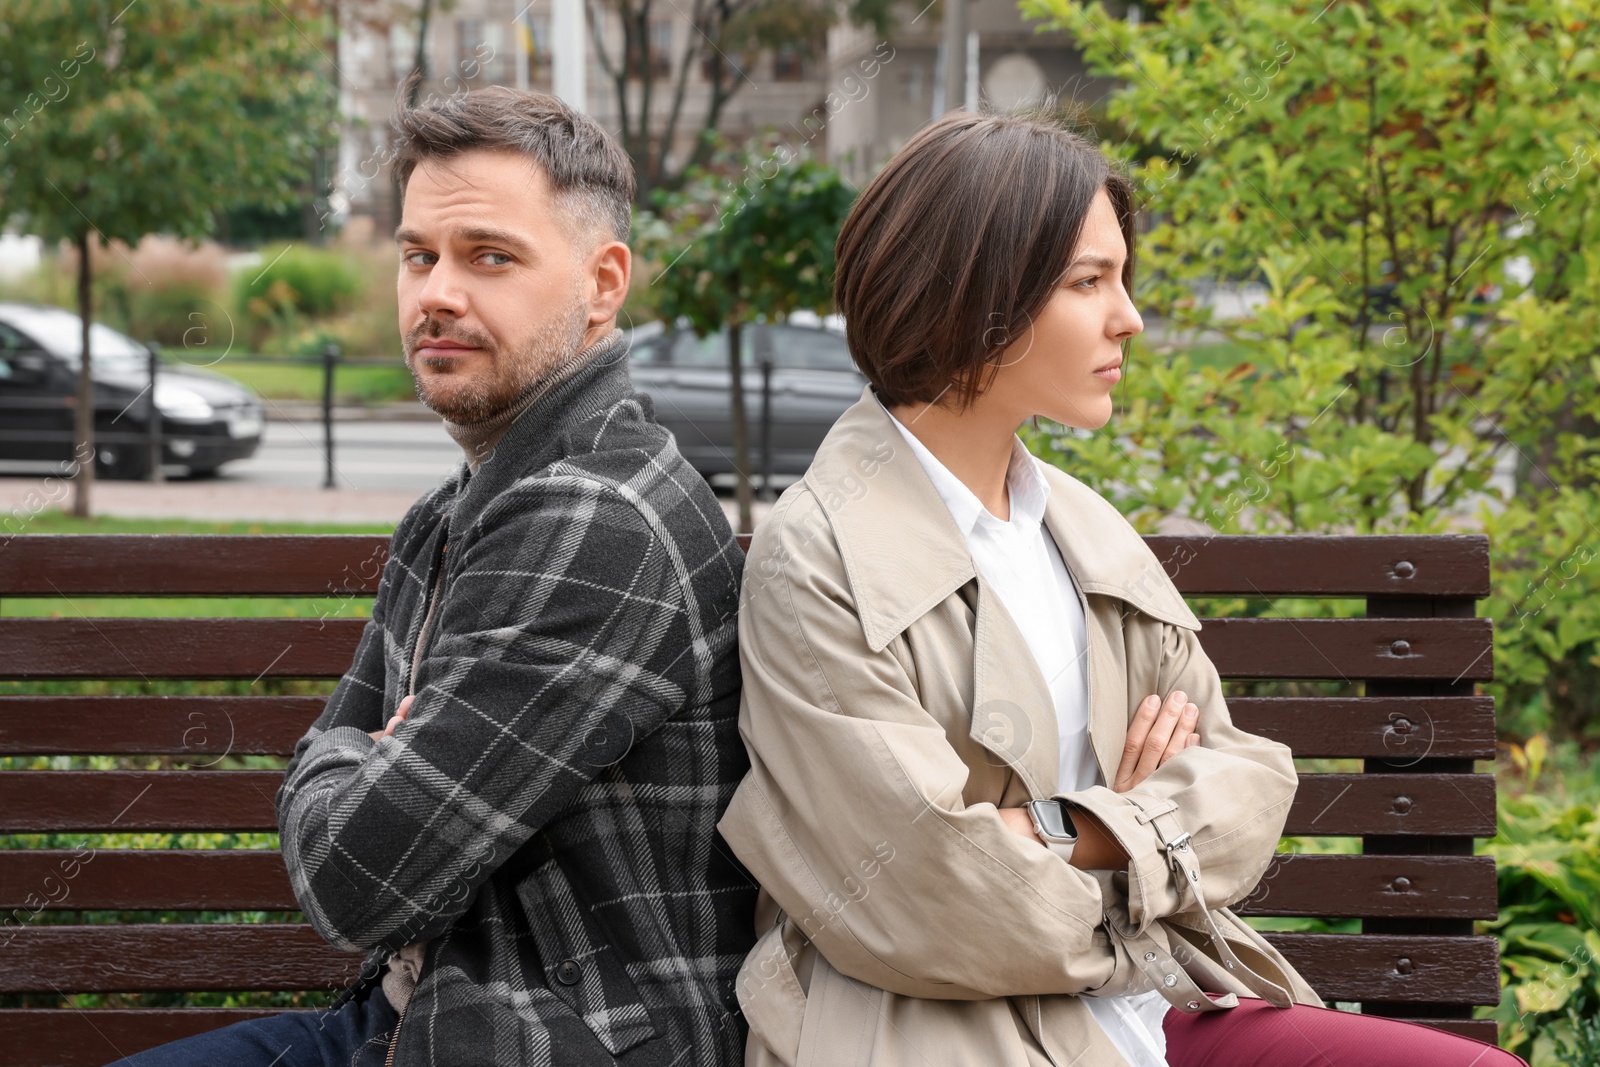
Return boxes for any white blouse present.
[879,397,1171,1067]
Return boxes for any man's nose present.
[416,256,470,318]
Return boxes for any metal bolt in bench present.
[0,532,1502,1063]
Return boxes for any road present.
[223,417,461,494]
[0,416,778,527]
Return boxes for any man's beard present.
[404,292,591,424]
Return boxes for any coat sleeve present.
[717,494,1133,1001]
[276,477,702,953]
[1061,617,1298,933]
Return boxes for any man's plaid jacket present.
[275,330,756,1066]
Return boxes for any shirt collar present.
[877,393,1050,537]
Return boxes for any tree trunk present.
[727,320,754,533]
[72,230,95,519]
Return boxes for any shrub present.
[1480,740,1600,1062]
[233,243,361,325]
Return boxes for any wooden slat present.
[0,695,323,755]
[1265,932,1502,1004]
[0,615,1491,682]
[1386,1017,1500,1043]
[0,533,1486,598]
[0,849,1497,920]
[0,618,365,680]
[0,534,389,596]
[0,850,294,911]
[0,771,287,832]
[1233,854,1498,920]
[1228,696,1497,760]
[0,925,361,993]
[1285,773,1496,837]
[1196,617,1494,681]
[0,695,1497,761]
[0,770,1497,835]
[1147,535,1490,597]
[0,1009,315,1067]
[0,926,1501,1004]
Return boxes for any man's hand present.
[1113,690,1199,793]
[367,694,414,743]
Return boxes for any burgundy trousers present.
[1163,997,1526,1067]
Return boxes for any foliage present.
[1553,1007,1600,1067]
[637,142,856,527]
[0,0,337,249]
[1019,0,1600,739]
[1480,742,1600,1063]
[233,242,363,329]
[639,142,854,330]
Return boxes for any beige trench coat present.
[716,387,1323,1067]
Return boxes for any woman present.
[715,111,1522,1067]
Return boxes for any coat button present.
[556,959,582,986]
[1144,951,1157,962]
[1164,973,1178,987]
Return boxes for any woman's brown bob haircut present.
[835,110,1138,411]
[391,80,635,246]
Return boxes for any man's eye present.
[403,251,435,267]
[481,252,511,266]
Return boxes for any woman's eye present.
[1074,276,1099,289]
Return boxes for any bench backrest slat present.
[0,694,1497,759]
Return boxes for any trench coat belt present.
[1102,797,1296,1014]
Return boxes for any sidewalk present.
[0,475,774,530]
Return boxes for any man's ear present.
[586,239,631,326]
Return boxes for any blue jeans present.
[106,980,399,1067]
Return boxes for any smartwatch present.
[1025,799,1079,860]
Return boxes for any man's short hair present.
[834,110,1138,411]
[392,83,635,246]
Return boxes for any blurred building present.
[331,0,1129,237]
[824,0,1125,185]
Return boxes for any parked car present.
[626,318,865,480]
[0,303,264,480]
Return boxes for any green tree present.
[0,0,336,514]
[1020,0,1600,744]
[640,145,856,530]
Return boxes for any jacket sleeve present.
[717,496,1129,1001]
[276,477,704,953]
[1062,617,1297,933]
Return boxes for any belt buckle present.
[1162,830,1193,873]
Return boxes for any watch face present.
[1032,800,1071,840]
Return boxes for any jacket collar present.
[443,328,635,528]
[805,385,1200,656]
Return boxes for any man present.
[113,87,755,1067]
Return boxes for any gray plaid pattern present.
[276,333,755,1066]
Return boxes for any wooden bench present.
[0,532,1502,1063]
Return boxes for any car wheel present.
[94,442,152,481]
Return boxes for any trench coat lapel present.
[1037,472,1201,784]
[805,385,1202,794]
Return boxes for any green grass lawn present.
[204,360,416,404]
[15,513,394,536]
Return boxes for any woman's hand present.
[367,693,414,743]
[1113,690,1199,793]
